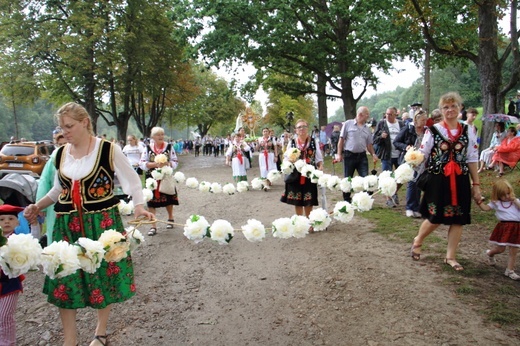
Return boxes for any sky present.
[216,59,422,117]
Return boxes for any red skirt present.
[489,221,520,247]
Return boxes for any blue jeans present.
[382,157,399,172]
[406,171,421,212]
[342,151,368,202]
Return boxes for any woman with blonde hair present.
[24,102,154,346]
[140,127,179,236]
[410,92,481,271]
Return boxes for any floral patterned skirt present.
[281,177,318,207]
[43,206,135,309]
[419,171,471,225]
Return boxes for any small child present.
[0,204,25,345]
[476,179,520,280]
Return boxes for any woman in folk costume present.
[24,102,153,346]
[257,127,278,186]
[225,129,251,182]
[140,127,179,236]
[410,92,481,271]
[281,119,324,218]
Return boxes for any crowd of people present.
[1,93,520,345]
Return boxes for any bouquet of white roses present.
[333,201,355,223]
[241,219,266,242]
[0,233,43,278]
[285,148,301,162]
[404,148,425,167]
[41,240,81,279]
[183,214,210,243]
[308,208,331,231]
[209,219,234,244]
[75,238,105,274]
[98,230,130,263]
[154,153,168,164]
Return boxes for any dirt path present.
[17,153,518,345]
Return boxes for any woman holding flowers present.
[225,128,251,182]
[257,127,278,186]
[24,102,154,346]
[410,92,481,271]
[393,110,428,218]
[140,126,179,236]
[281,119,324,219]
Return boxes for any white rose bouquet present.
[174,171,186,183]
[41,240,81,279]
[98,230,130,263]
[0,233,43,278]
[210,182,223,194]
[333,201,355,223]
[222,183,236,195]
[291,215,311,238]
[351,192,374,212]
[186,177,199,189]
[404,149,425,167]
[271,217,294,239]
[308,208,331,231]
[198,181,211,193]
[378,176,397,197]
[154,153,168,164]
[236,181,249,193]
[351,176,365,192]
[280,160,295,174]
[241,219,266,242]
[75,238,105,274]
[394,163,414,184]
[145,178,158,190]
[285,148,301,163]
[267,170,282,183]
[209,219,234,245]
[183,215,210,243]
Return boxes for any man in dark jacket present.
[373,107,404,207]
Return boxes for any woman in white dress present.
[257,127,278,185]
[225,130,251,182]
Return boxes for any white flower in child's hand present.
[281,160,295,174]
[333,201,355,223]
[0,234,42,278]
[378,176,397,197]
[394,163,414,184]
[76,238,105,273]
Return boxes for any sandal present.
[485,250,496,266]
[166,219,174,229]
[410,241,422,261]
[444,258,464,271]
[148,228,157,236]
[91,335,108,346]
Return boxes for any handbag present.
[284,169,300,184]
[158,174,177,195]
[415,171,430,191]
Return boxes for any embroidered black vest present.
[144,143,173,179]
[426,124,470,175]
[54,140,119,213]
[291,138,318,167]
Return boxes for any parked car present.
[0,141,55,178]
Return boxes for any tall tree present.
[404,0,520,147]
[178,0,418,120]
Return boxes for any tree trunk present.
[340,77,356,120]
[477,1,502,150]
[317,74,328,126]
